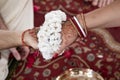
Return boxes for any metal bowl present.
[56,68,104,80]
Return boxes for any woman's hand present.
[23,27,39,49]
[57,21,78,54]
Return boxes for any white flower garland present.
[37,10,67,60]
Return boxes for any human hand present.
[37,20,78,59]
[85,0,115,7]
[10,27,39,61]
[56,21,78,54]
[22,27,39,49]
[10,46,30,61]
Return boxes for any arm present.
[0,29,38,50]
[77,0,120,29]
[0,14,32,60]
[57,0,120,54]
[0,30,22,50]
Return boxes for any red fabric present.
[9,0,120,80]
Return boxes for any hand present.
[10,46,30,60]
[10,27,39,61]
[23,27,39,49]
[85,0,115,7]
[56,21,78,54]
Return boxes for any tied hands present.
[11,28,39,60]
[12,22,78,60]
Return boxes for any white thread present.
[37,10,66,60]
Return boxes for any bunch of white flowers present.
[37,10,67,60]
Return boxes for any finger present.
[92,0,99,6]
[98,0,103,7]
[31,42,38,49]
[29,29,38,38]
[10,48,21,60]
[31,32,37,38]
[30,27,40,34]
[110,0,114,4]
[28,35,38,49]
[27,29,38,42]
[20,46,30,60]
[102,0,107,7]
[106,0,113,5]
[29,33,38,41]
[24,30,38,49]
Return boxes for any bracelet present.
[79,13,88,35]
[69,15,87,37]
[69,18,82,37]
[21,29,31,46]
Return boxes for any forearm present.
[77,0,120,29]
[0,30,22,50]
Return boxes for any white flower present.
[37,10,67,60]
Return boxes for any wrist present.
[15,31,23,46]
[62,21,78,37]
[21,29,32,47]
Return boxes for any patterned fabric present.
[7,0,120,80]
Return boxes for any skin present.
[78,0,120,29]
[0,14,31,60]
[1,0,120,59]
[0,29,38,50]
[85,0,115,7]
[58,0,120,54]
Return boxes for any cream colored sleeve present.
[0,0,34,31]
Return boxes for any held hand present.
[9,28,39,61]
[85,0,115,7]
[22,27,39,49]
[57,21,78,54]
